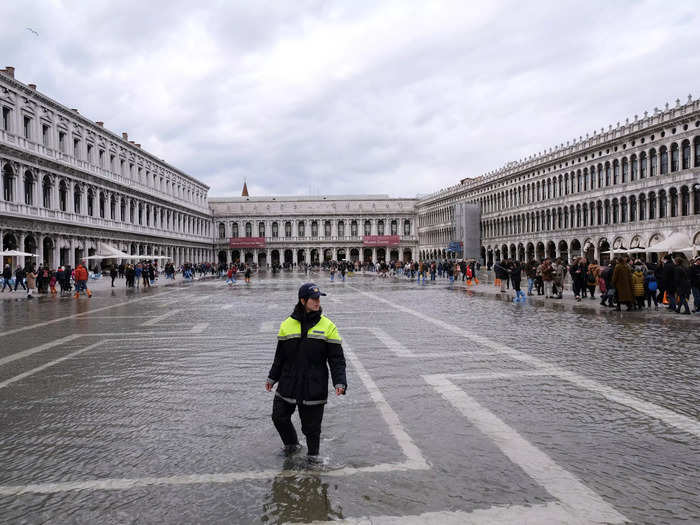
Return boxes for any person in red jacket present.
[73,261,92,298]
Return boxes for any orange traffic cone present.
[494,278,501,287]
[662,291,669,305]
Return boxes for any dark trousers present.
[272,396,325,455]
[646,290,658,308]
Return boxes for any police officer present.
[266,283,347,462]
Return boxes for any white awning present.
[0,250,38,257]
[644,232,698,254]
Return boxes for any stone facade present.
[209,195,417,265]
[0,68,213,270]
[417,96,700,265]
[2,66,698,271]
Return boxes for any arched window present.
[669,188,678,217]
[583,168,588,191]
[605,162,611,186]
[270,222,277,238]
[58,180,67,211]
[99,192,106,218]
[695,137,700,167]
[137,202,143,224]
[120,199,126,221]
[681,140,690,170]
[2,165,14,201]
[298,221,305,237]
[613,160,619,184]
[364,220,371,236]
[681,186,690,216]
[24,171,33,205]
[621,158,628,183]
[612,198,619,224]
[110,195,116,220]
[577,172,582,192]
[648,192,656,219]
[659,190,667,218]
[311,221,318,237]
[42,175,52,208]
[630,155,638,181]
[661,146,669,174]
[582,203,588,226]
[352,220,359,237]
[649,149,657,176]
[129,200,134,222]
[638,194,646,221]
[324,220,331,237]
[604,200,611,225]
[245,222,252,237]
[629,195,636,222]
[547,179,551,199]
[258,221,265,237]
[283,221,291,237]
[597,164,604,187]
[670,143,679,172]
[576,204,581,227]
[218,223,225,239]
[640,152,647,178]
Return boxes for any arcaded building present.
[2,65,698,271]
[209,195,417,266]
[417,96,700,265]
[0,67,213,270]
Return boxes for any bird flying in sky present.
[26,28,39,36]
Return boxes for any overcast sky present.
[3,1,698,198]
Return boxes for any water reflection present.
[261,473,343,524]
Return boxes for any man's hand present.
[335,386,345,396]
[265,382,273,392]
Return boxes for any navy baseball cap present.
[299,283,326,299]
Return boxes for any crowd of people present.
[4,253,698,313]
[489,254,700,314]
[2,261,92,299]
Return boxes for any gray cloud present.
[2,0,698,198]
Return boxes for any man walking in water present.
[266,283,347,463]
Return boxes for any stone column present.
[51,177,59,210]
[292,249,298,266]
[36,233,44,266]
[16,233,25,268]
[359,247,364,263]
[305,248,310,265]
[52,236,60,269]
[332,247,337,261]
[372,247,377,263]
[16,170,24,205]
[372,219,378,235]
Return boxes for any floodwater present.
[1,272,698,524]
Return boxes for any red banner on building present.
[229,237,266,249]
[362,235,400,247]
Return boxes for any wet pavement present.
[0,272,698,524]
